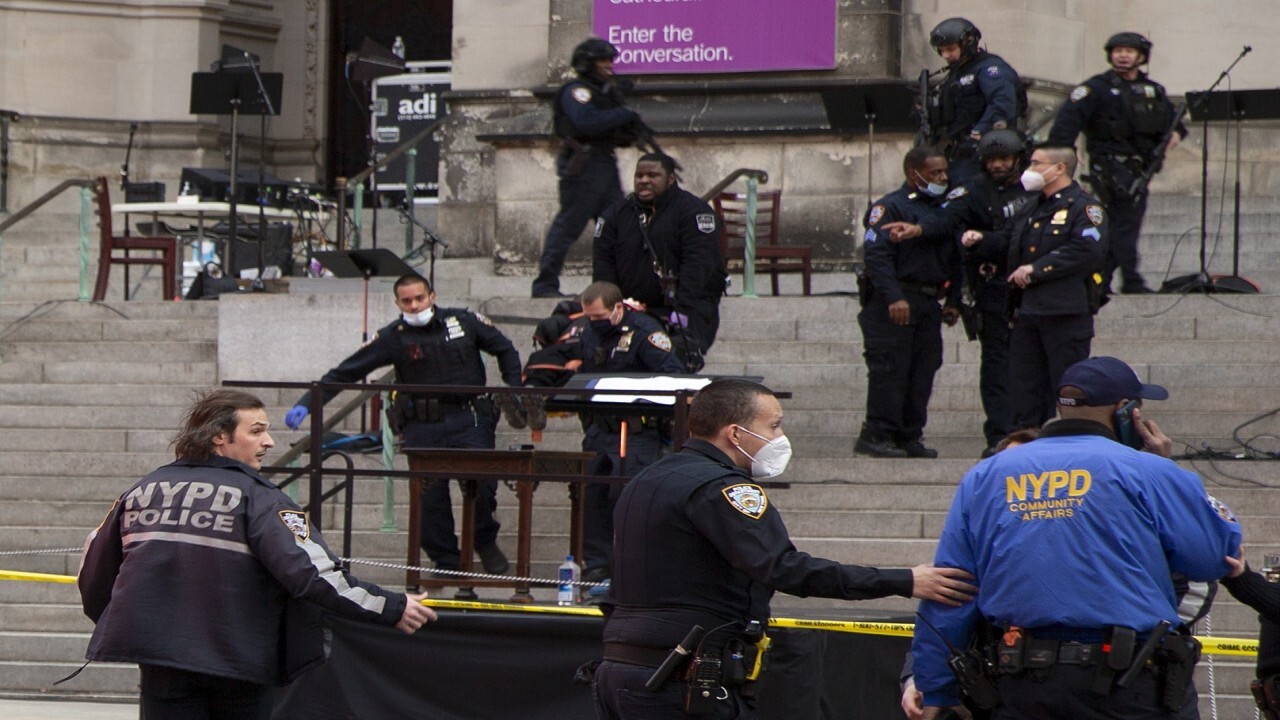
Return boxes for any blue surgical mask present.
[915,171,947,198]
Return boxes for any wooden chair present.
[92,176,177,301]
[712,190,812,296]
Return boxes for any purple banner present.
[593,0,836,75]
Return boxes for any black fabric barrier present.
[274,610,911,719]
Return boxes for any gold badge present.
[1050,209,1068,225]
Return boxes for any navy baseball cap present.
[1056,356,1169,406]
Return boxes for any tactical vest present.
[553,78,636,146]
[392,311,485,390]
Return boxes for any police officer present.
[578,280,683,586]
[913,356,1242,720]
[856,146,962,459]
[533,37,642,298]
[284,273,522,577]
[1006,144,1109,431]
[1223,558,1280,720]
[1049,32,1186,295]
[79,390,436,719]
[928,17,1023,186]
[594,378,977,719]
[883,130,1037,456]
[594,152,727,367]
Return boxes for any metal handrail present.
[335,118,450,250]
[0,178,98,304]
[699,168,770,297]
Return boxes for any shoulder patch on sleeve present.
[1207,494,1238,523]
[946,186,969,200]
[647,331,672,352]
[594,217,605,238]
[1085,205,1104,227]
[986,65,1002,78]
[696,213,716,234]
[279,510,310,542]
[868,205,885,225]
[470,311,495,327]
[571,86,592,104]
[1070,85,1091,102]
[722,483,768,519]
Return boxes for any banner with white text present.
[593,0,837,74]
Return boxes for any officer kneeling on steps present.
[912,356,1242,720]
[593,378,976,719]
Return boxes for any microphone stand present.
[121,121,138,191]
[242,51,277,290]
[1179,45,1250,293]
[395,203,448,289]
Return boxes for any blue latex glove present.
[668,311,689,329]
[284,405,309,430]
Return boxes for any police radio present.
[915,613,1002,710]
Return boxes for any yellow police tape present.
[0,572,1263,658]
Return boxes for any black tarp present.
[274,609,911,719]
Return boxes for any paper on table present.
[589,376,712,405]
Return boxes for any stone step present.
[0,361,217,385]
[0,340,215,364]
[1,319,217,343]
[0,300,218,320]
[0,631,95,663]
[0,660,139,696]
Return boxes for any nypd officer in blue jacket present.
[928,17,1023,186]
[285,273,523,578]
[913,356,1242,720]
[577,280,683,584]
[533,38,642,298]
[856,146,962,459]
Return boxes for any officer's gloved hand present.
[284,405,309,430]
[668,311,689,329]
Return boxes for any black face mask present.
[590,319,618,337]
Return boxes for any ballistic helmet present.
[1105,32,1152,62]
[572,38,619,76]
[930,18,981,54]
[978,130,1025,160]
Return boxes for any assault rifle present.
[1127,102,1186,199]
[914,68,935,148]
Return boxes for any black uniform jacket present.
[555,76,635,147]
[863,183,963,307]
[580,309,684,375]
[602,439,913,651]
[79,456,407,685]
[1223,568,1280,677]
[1006,182,1109,316]
[297,308,522,409]
[593,187,727,314]
[1048,70,1187,160]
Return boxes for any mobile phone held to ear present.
[1114,400,1144,450]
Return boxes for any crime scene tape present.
[1,567,1262,658]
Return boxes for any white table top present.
[115,201,316,221]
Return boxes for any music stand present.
[312,248,418,341]
[190,68,282,273]
[820,82,917,217]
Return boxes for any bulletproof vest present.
[991,177,1037,230]
[392,311,485,390]
[938,52,1026,140]
[553,77,635,146]
[1097,72,1172,154]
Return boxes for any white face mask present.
[402,307,435,327]
[915,171,947,198]
[733,426,793,479]
[1020,169,1046,192]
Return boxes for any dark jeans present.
[533,151,624,295]
[858,293,944,442]
[994,664,1186,720]
[581,423,663,576]
[1105,189,1151,292]
[140,665,273,720]
[593,660,754,720]
[403,408,500,568]
[1008,313,1093,430]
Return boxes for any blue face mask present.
[915,171,947,198]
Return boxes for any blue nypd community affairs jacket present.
[79,456,407,685]
[911,419,1242,707]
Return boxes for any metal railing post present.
[742,176,759,298]
[78,186,92,301]
[351,181,365,249]
[404,147,417,257]
[380,390,398,532]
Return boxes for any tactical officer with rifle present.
[882,130,1037,457]
[593,152,727,372]
[1049,32,1187,295]
[533,38,660,299]
[924,18,1025,186]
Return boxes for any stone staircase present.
[1,201,1279,715]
